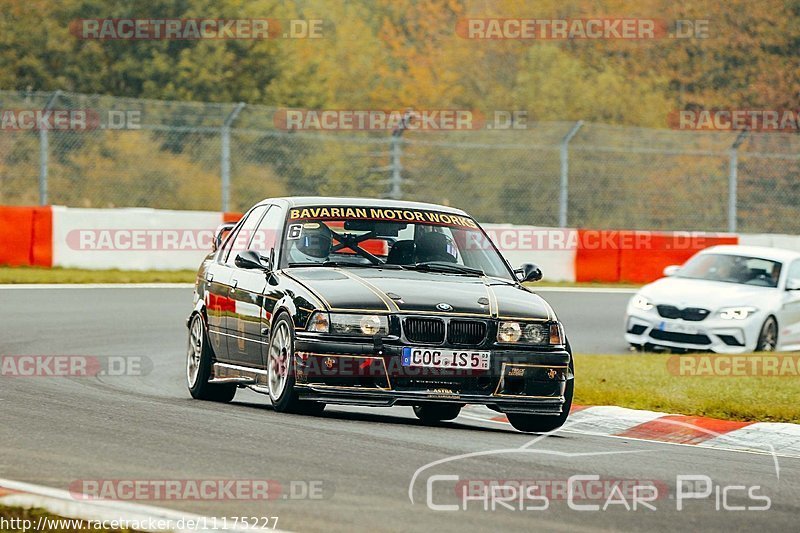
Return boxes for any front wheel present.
[413,403,462,424]
[756,316,778,352]
[267,313,325,416]
[507,358,574,433]
[187,314,236,403]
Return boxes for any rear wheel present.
[267,313,325,416]
[187,314,236,403]
[756,317,778,352]
[507,357,574,433]
[413,403,462,424]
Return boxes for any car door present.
[205,219,250,361]
[226,204,284,367]
[778,260,800,348]
[212,205,269,364]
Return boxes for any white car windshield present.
[678,253,782,288]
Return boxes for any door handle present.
[231,279,239,289]
[206,273,214,282]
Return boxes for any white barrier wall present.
[49,208,579,279]
[52,206,223,270]
[739,233,800,253]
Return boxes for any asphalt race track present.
[1,286,798,532]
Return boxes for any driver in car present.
[288,223,332,264]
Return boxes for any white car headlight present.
[307,312,388,335]
[631,295,654,311]
[718,307,758,320]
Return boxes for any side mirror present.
[787,278,800,291]
[663,265,681,277]
[515,263,543,283]
[212,223,236,252]
[235,249,271,271]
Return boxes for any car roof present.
[699,244,800,263]
[257,196,470,216]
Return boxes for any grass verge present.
[0,267,195,284]
[574,353,800,424]
[0,505,141,532]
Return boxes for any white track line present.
[0,283,194,289]
[0,478,288,533]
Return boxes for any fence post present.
[38,90,62,205]
[728,130,749,233]
[388,110,415,200]
[221,102,245,212]
[559,120,583,228]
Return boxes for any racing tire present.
[267,313,325,416]
[187,314,237,403]
[413,403,462,424]
[506,357,575,434]
[756,316,778,352]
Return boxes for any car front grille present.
[447,320,487,345]
[649,329,711,345]
[404,317,446,344]
[656,305,710,322]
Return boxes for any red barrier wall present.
[30,207,53,266]
[575,230,739,283]
[223,212,244,223]
[0,206,53,267]
[0,207,34,266]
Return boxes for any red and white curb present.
[0,478,288,533]
[462,405,800,458]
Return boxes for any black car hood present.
[283,267,554,320]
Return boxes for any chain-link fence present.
[1,90,798,233]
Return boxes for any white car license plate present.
[401,347,490,370]
[658,321,699,335]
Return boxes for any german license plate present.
[401,347,490,370]
[658,321,699,335]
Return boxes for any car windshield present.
[281,205,513,280]
[677,253,782,288]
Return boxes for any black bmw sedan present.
[187,197,574,433]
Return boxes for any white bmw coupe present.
[625,245,800,353]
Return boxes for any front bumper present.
[624,310,763,353]
[293,334,573,415]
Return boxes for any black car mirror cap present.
[515,263,543,283]
[212,222,237,252]
[235,249,272,271]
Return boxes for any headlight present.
[307,312,388,336]
[497,321,560,345]
[718,307,758,320]
[498,321,522,342]
[631,295,654,311]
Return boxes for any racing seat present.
[387,240,415,265]
[414,232,456,263]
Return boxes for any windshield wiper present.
[288,261,403,269]
[409,262,484,276]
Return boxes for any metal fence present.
[1,90,798,233]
